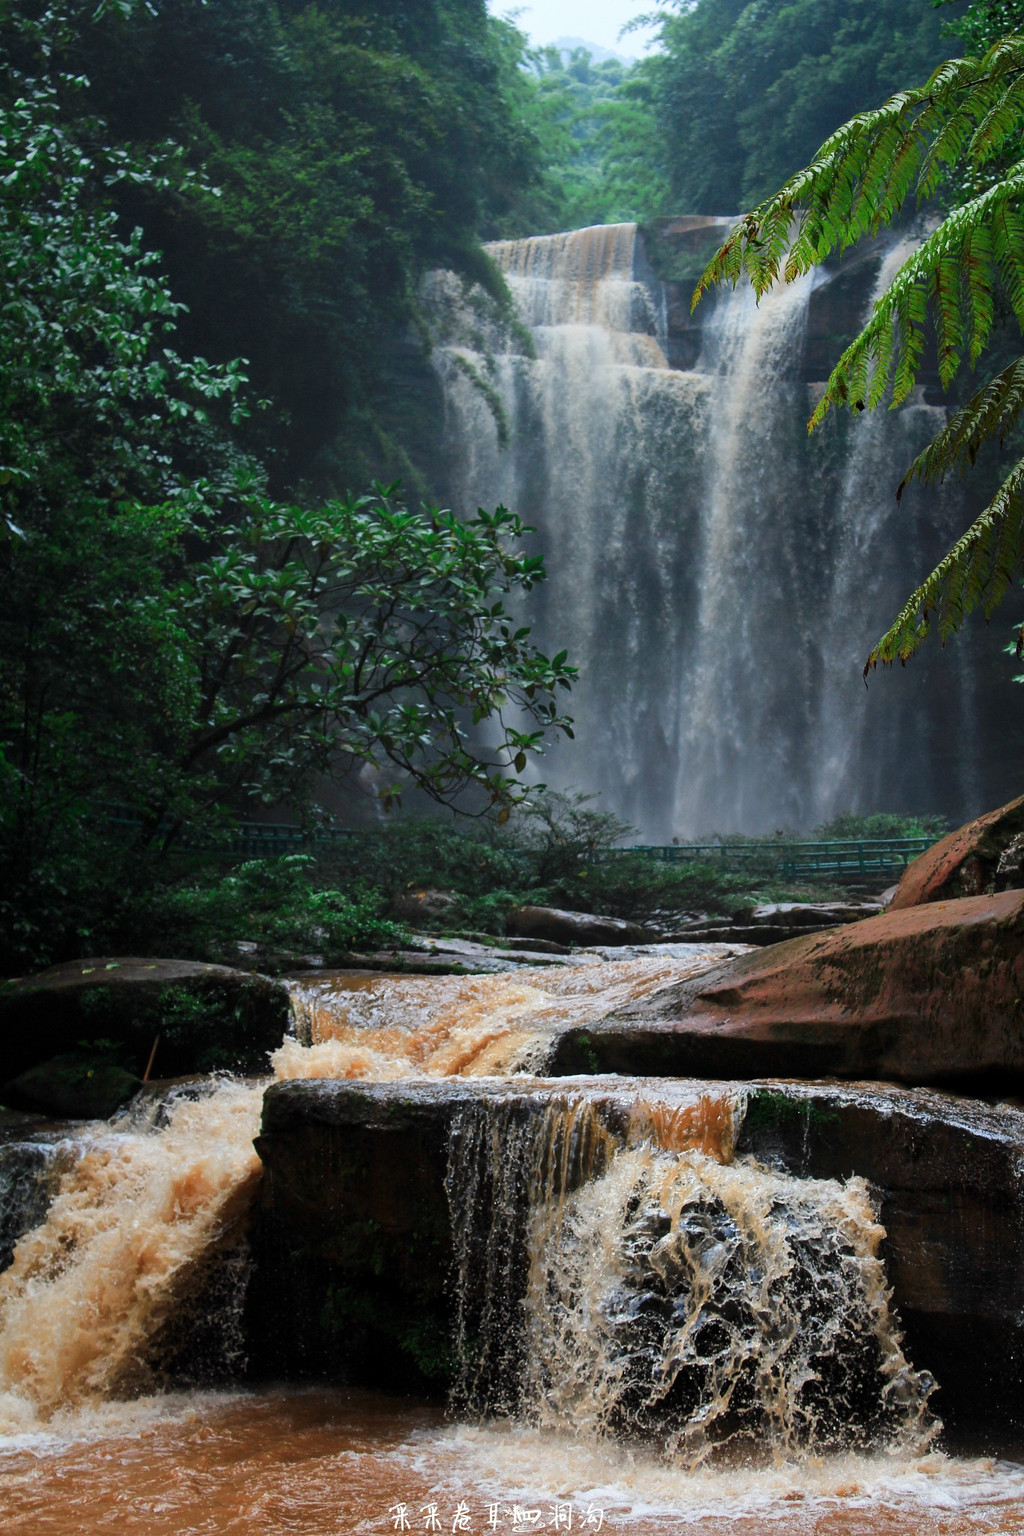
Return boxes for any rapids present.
[1,955,1022,1532]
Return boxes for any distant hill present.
[548,35,635,65]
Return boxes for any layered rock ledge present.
[248,1075,1024,1435]
[548,889,1024,1090]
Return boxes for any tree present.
[0,4,575,966]
[650,0,955,215]
[41,0,550,491]
[159,486,576,835]
[693,30,1024,669]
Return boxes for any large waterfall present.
[430,223,980,839]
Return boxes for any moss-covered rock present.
[2,1052,141,1119]
[0,956,291,1083]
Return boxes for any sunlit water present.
[2,958,1023,1530]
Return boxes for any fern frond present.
[899,356,1024,493]
[867,455,1024,668]
[807,163,1024,427]
[694,38,1024,314]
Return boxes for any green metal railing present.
[622,838,933,879]
[99,806,935,879]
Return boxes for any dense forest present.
[0,0,991,967]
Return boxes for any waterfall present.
[444,1091,936,1467]
[430,223,979,838]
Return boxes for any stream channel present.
[2,952,1024,1533]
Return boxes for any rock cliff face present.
[642,214,932,387]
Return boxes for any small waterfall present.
[430,223,980,837]
[444,1090,936,1465]
[0,1081,262,1428]
[0,966,938,1462]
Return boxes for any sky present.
[485,1,661,59]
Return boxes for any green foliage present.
[509,43,668,230]
[0,4,576,975]
[651,0,954,215]
[812,811,951,840]
[40,0,549,488]
[163,485,576,824]
[940,0,1024,54]
[695,30,1024,670]
[142,857,404,965]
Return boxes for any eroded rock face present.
[507,905,650,947]
[548,890,1024,1090]
[738,1082,1024,1433]
[891,793,1024,909]
[248,1076,1024,1436]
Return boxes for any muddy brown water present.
[2,958,1024,1533]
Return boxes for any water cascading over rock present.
[429,222,980,838]
[444,1091,936,1466]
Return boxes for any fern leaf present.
[898,356,1024,493]
[867,455,1024,668]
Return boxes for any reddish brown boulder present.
[890,793,1024,909]
[549,889,1024,1087]
[507,905,649,947]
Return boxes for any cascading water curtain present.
[445,1093,937,1466]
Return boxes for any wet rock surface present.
[0,957,291,1082]
[548,890,1024,1090]
[737,1081,1024,1433]
[665,900,884,946]
[507,905,651,947]
[891,793,1024,909]
[3,1053,141,1120]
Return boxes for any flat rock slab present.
[548,890,1024,1089]
[287,938,751,982]
[667,901,885,947]
[251,1075,1024,1433]
[507,905,650,947]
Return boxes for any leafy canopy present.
[694,32,1024,669]
[0,0,576,969]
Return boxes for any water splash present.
[0,1081,263,1429]
[0,959,935,1464]
[445,1090,937,1465]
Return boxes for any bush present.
[139,856,405,965]
[813,812,950,841]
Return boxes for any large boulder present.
[3,1053,141,1120]
[0,957,291,1085]
[891,793,1024,909]
[507,905,649,947]
[548,889,1024,1089]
